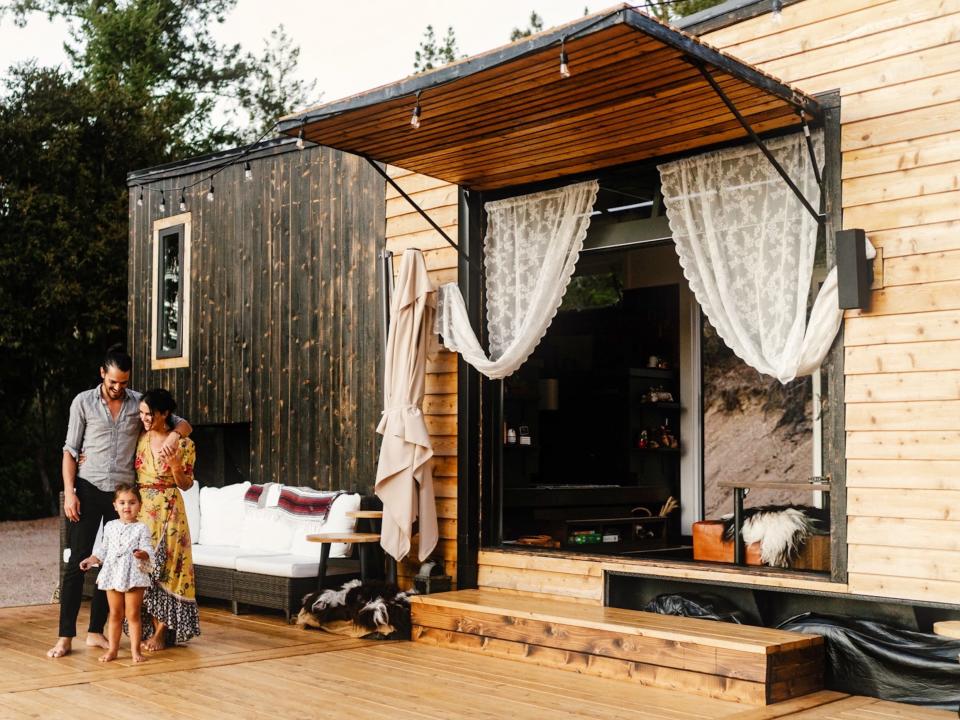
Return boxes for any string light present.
[137,187,143,207]
[244,161,253,181]
[206,184,215,202]
[559,37,571,79]
[771,0,783,23]
[410,90,422,129]
[158,190,166,213]
[179,192,187,212]
[296,122,306,150]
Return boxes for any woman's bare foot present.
[143,635,165,652]
[85,633,110,649]
[46,638,72,658]
[98,650,117,663]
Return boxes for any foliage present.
[560,273,623,312]
[237,25,321,142]
[510,11,544,41]
[0,1,317,519]
[413,24,461,73]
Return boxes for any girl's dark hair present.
[103,344,132,373]
[141,388,177,415]
[113,483,141,502]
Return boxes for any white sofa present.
[180,482,362,619]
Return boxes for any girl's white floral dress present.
[93,520,155,592]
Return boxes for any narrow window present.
[151,213,191,369]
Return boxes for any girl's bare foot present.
[46,638,72,658]
[131,651,147,663]
[98,650,117,663]
[85,633,110,649]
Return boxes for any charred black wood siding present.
[128,145,385,491]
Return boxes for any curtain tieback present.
[381,404,422,417]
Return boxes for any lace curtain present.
[435,180,598,379]
[658,131,862,384]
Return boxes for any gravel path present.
[0,517,60,607]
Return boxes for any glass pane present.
[701,318,814,519]
[159,234,180,352]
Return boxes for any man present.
[47,345,191,659]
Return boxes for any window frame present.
[463,91,847,583]
[151,212,191,369]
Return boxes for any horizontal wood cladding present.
[128,146,385,489]
[384,165,458,588]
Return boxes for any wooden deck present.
[0,604,952,719]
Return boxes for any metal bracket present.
[361,154,482,277]
[692,61,825,225]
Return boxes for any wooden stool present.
[345,509,398,585]
[307,532,381,590]
[308,508,398,589]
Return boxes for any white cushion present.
[197,482,250,547]
[239,506,295,553]
[235,554,320,578]
[191,544,272,570]
[288,493,361,559]
[179,480,201,542]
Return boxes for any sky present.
[0,1,597,108]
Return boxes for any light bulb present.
[244,161,252,181]
[179,192,187,212]
[296,126,305,150]
[137,188,143,207]
[410,105,421,129]
[207,185,215,202]
[772,0,783,23]
[159,190,165,213]
[560,50,571,79]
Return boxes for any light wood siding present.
[128,146,385,491]
[475,0,960,607]
[384,166,459,587]
[700,0,960,606]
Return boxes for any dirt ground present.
[0,516,60,608]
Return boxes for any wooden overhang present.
[278,4,821,192]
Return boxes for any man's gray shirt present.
[63,386,181,492]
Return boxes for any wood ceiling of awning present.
[278,4,821,192]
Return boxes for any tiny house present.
[127,0,960,622]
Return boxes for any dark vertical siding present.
[128,145,385,491]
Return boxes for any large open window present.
[489,150,838,576]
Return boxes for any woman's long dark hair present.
[141,388,177,416]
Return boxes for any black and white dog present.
[298,580,417,638]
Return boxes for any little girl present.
[79,483,155,663]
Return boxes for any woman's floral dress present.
[136,435,200,643]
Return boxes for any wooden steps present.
[409,589,824,706]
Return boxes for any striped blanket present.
[243,483,341,521]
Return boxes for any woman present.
[135,388,200,650]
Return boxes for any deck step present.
[409,589,824,706]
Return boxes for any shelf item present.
[562,515,668,553]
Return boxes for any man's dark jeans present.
[58,477,118,638]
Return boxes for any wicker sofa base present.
[195,560,360,622]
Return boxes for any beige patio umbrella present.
[375,248,439,563]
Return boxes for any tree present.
[413,24,461,73]
[237,25,321,142]
[510,11,544,41]
[0,1,319,518]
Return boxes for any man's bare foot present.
[85,633,110,650]
[98,650,117,663]
[46,638,72,658]
[143,635,165,652]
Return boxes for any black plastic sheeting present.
[643,593,744,624]
[780,613,960,711]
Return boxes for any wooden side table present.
[306,509,397,589]
[716,479,830,565]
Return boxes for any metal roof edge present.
[678,0,804,35]
[126,135,300,186]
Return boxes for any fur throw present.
[297,580,417,638]
[722,505,829,568]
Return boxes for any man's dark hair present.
[141,388,177,415]
[102,344,132,373]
